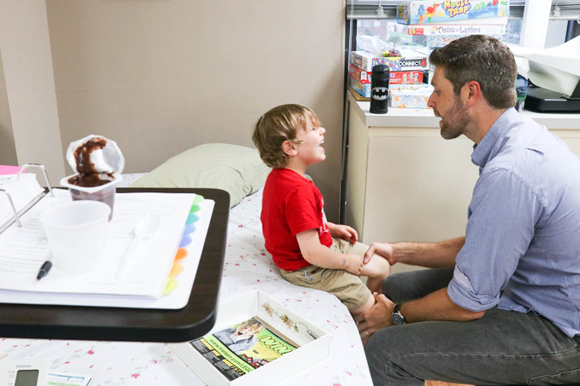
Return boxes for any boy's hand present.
[328,223,358,244]
[343,253,364,275]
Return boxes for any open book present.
[169,290,329,385]
[0,173,198,300]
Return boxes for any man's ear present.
[464,80,481,107]
[282,140,298,156]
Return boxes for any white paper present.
[0,197,214,309]
[508,36,580,96]
[0,189,195,299]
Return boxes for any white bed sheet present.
[0,189,372,386]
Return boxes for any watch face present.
[392,312,405,326]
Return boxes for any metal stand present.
[0,190,22,227]
[0,164,53,229]
[18,163,53,197]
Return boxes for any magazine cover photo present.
[190,317,299,380]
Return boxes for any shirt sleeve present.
[447,167,544,312]
[284,186,322,236]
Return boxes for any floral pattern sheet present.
[0,189,371,386]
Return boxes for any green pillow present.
[130,143,270,207]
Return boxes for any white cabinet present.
[344,91,580,273]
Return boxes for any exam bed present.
[0,143,371,386]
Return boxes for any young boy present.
[252,104,390,322]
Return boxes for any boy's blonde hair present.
[252,104,321,168]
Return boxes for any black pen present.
[37,260,52,280]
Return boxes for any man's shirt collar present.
[471,107,519,168]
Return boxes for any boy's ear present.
[282,140,298,156]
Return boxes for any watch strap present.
[392,303,405,325]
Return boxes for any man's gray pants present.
[365,268,580,385]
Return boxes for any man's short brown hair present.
[252,104,321,168]
[429,35,517,109]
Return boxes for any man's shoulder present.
[481,133,580,209]
[488,126,577,175]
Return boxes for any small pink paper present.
[0,165,21,175]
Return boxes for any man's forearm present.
[393,236,465,268]
[400,287,485,323]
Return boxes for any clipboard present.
[0,188,229,342]
[0,168,210,308]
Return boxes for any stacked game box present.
[349,48,429,98]
[390,84,434,109]
[396,0,510,25]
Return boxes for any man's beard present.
[440,97,469,140]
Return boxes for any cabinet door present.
[363,128,479,245]
[344,104,370,238]
[551,130,580,159]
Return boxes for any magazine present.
[189,316,299,380]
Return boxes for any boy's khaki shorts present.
[279,238,372,312]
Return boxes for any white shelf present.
[348,92,580,130]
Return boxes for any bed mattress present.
[0,188,372,386]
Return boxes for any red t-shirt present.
[261,168,332,271]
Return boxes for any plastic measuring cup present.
[40,200,111,274]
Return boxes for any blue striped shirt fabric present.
[447,107,580,337]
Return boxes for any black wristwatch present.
[392,303,406,325]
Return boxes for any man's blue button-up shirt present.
[447,108,580,337]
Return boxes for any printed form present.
[0,189,195,298]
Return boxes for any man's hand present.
[364,242,395,264]
[356,293,395,345]
[343,253,364,275]
[328,223,358,244]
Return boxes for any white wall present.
[46,0,346,220]
[0,48,17,166]
[0,0,65,184]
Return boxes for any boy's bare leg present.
[360,256,391,294]
[352,293,375,340]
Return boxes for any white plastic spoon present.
[115,213,161,280]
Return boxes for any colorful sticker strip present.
[163,195,203,296]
